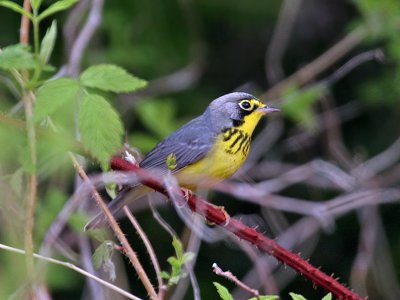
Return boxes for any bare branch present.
[0,243,143,300]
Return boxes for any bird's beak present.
[257,105,280,115]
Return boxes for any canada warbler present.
[86,92,279,229]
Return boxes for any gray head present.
[204,92,279,131]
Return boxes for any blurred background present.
[1,0,400,299]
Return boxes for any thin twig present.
[111,156,364,299]
[0,243,143,300]
[60,0,104,77]
[265,0,303,84]
[123,206,165,297]
[261,25,367,100]
[69,154,158,300]
[212,263,260,298]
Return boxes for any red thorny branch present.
[111,155,364,300]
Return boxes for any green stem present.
[31,11,42,85]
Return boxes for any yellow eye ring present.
[239,100,253,111]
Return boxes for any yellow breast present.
[176,110,264,189]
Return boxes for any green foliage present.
[322,293,332,300]
[79,93,124,168]
[37,0,79,21]
[213,282,234,300]
[35,189,67,242]
[92,240,117,281]
[0,1,33,18]
[0,44,36,70]
[281,85,325,130]
[354,0,400,39]
[160,235,195,286]
[39,20,57,65]
[80,64,147,93]
[68,212,90,233]
[34,78,80,122]
[289,293,307,300]
[30,0,43,11]
[213,282,279,300]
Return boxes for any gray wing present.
[139,115,216,175]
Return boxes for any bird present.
[85,92,279,229]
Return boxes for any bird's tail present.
[84,185,149,231]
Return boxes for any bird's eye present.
[239,100,253,111]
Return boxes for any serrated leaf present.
[92,241,113,269]
[321,293,332,300]
[213,282,234,300]
[80,64,147,93]
[38,0,78,21]
[30,0,42,10]
[34,78,80,122]
[92,241,116,281]
[0,1,33,18]
[0,44,36,70]
[289,292,308,300]
[79,93,124,168]
[40,20,57,65]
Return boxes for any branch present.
[213,263,260,298]
[0,243,142,300]
[70,154,158,300]
[110,156,364,300]
[261,25,367,100]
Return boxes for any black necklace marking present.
[221,127,251,155]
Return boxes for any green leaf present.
[248,296,279,300]
[281,85,325,130]
[92,240,116,281]
[79,93,124,168]
[321,293,332,300]
[159,271,170,279]
[68,212,89,232]
[0,44,36,70]
[0,1,33,18]
[40,20,57,65]
[129,133,158,153]
[135,99,177,138]
[80,64,147,93]
[172,235,183,259]
[38,0,78,21]
[289,292,308,300]
[34,78,80,122]
[30,0,42,10]
[213,282,234,300]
